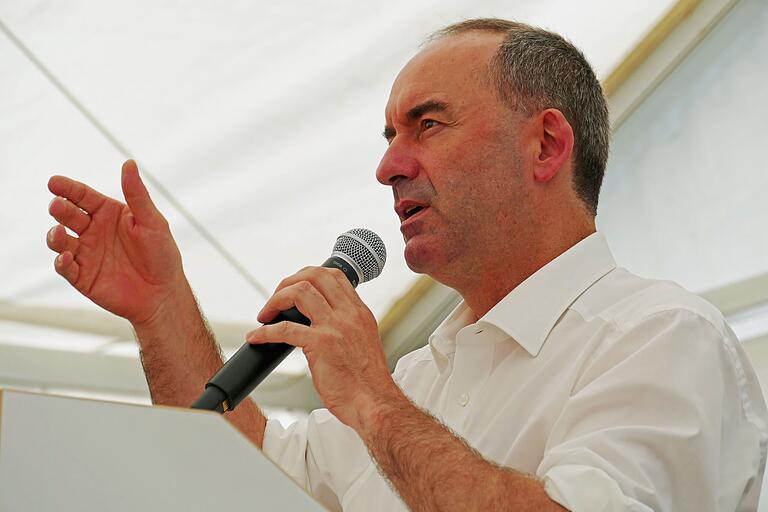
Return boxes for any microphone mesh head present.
[332,228,386,283]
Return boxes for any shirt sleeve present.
[536,308,767,511]
[262,409,372,511]
[260,350,431,510]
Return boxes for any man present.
[46,18,766,511]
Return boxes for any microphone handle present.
[191,255,360,413]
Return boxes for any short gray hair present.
[429,19,610,216]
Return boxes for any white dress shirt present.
[263,233,768,511]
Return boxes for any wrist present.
[131,277,196,336]
[355,379,410,444]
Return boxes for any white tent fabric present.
[4,0,768,505]
[1,1,676,368]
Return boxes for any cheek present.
[446,123,514,170]
[428,123,525,210]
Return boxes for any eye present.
[422,119,439,130]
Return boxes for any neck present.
[445,219,596,319]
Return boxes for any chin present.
[403,237,446,275]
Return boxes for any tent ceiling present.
[1,0,678,392]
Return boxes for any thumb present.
[121,160,165,227]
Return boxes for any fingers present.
[48,197,90,234]
[48,224,82,285]
[246,321,313,348]
[269,267,353,312]
[47,175,107,214]
[121,160,165,228]
[54,251,80,285]
[46,224,80,255]
[257,280,333,324]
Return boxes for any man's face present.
[376,32,530,280]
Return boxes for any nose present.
[375,141,420,186]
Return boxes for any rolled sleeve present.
[537,309,765,511]
[543,463,652,512]
[262,417,312,489]
[262,409,372,511]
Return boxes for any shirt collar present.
[429,232,616,362]
[480,232,616,357]
[428,300,475,369]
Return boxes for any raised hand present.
[46,160,186,327]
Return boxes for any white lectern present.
[0,389,326,511]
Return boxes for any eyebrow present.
[382,99,450,141]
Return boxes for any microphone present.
[191,228,387,413]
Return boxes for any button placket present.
[447,326,494,419]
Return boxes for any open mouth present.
[404,205,425,219]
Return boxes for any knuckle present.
[55,261,73,281]
[302,266,325,279]
[296,280,314,293]
[328,267,346,281]
[156,215,170,230]
[73,183,86,203]
[320,330,341,345]
[57,197,71,212]
[274,320,293,334]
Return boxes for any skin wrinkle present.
[383,99,451,142]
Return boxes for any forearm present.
[360,387,567,512]
[243,266,565,506]
[132,279,267,447]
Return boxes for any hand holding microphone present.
[192,228,389,422]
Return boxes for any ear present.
[532,109,574,183]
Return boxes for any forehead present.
[385,31,504,119]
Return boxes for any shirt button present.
[458,392,469,407]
